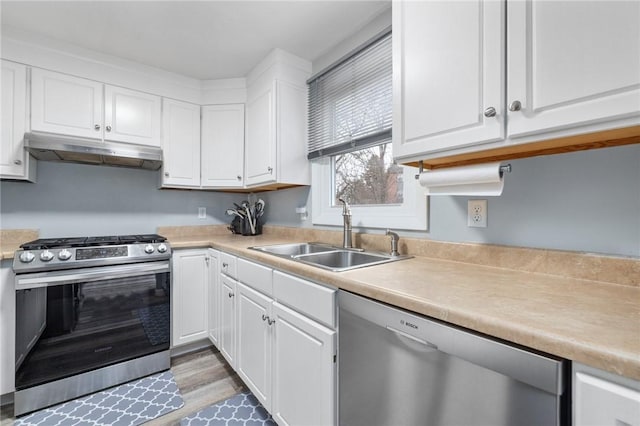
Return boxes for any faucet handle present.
[386,229,400,256]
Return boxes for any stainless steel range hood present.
[24,132,163,171]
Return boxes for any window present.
[308,30,427,230]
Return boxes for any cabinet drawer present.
[237,258,273,296]
[220,252,237,279]
[273,271,336,328]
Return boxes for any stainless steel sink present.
[249,242,336,257]
[249,243,411,272]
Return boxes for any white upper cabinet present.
[104,85,161,147]
[507,0,640,138]
[1,60,35,181]
[245,84,276,186]
[31,68,161,147]
[393,0,640,164]
[392,0,505,159]
[161,98,201,187]
[31,68,103,139]
[244,50,311,189]
[201,104,245,188]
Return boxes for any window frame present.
[311,156,428,230]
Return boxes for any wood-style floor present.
[1,346,245,425]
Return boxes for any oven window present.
[15,271,170,390]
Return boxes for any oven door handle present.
[15,262,170,289]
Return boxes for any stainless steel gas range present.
[12,234,172,416]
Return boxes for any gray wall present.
[0,161,243,237]
[259,144,640,258]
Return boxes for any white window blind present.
[307,30,392,159]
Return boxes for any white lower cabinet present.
[172,249,214,347]
[237,282,273,409]
[0,261,16,395]
[574,363,640,426]
[272,301,336,426]
[207,249,220,346]
[229,255,337,425]
[219,274,237,368]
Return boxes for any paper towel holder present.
[414,162,512,179]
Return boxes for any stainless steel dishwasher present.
[338,291,569,426]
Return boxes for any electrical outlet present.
[467,200,487,228]
[198,207,206,219]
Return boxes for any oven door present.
[15,261,170,391]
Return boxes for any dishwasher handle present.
[386,326,438,350]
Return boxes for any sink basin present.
[249,242,336,257]
[250,243,411,272]
[295,250,409,272]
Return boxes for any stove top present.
[20,234,167,250]
[14,234,170,273]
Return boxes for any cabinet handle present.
[106,125,112,132]
[94,124,101,131]
[483,107,497,118]
[508,100,522,112]
[205,257,210,266]
[237,175,242,181]
[222,262,228,268]
[14,159,22,165]
[228,292,234,298]
[262,314,269,322]
[164,172,169,177]
[267,166,273,174]
[268,318,276,325]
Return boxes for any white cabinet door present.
[275,80,309,186]
[104,85,161,147]
[161,99,201,187]
[219,274,237,368]
[201,104,245,188]
[1,60,33,180]
[0,261,15,394]
[171,250,209,346]
[207,249,220,347]
[31,68,103,139]
[237,282,273,411]
[507,1,640,139]
[245,84,276,186]
[392,0,505,161]
[272,301,336,426]
[574,365,640,426]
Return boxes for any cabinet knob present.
[237,175,242,181]
[94,124,101,131]
[228,292,234,298]
[483,107,497,118]
[508,100,522,112]
[164,172,169,177]
[14,159,22,165]
[267,166,273,174]
[105,125,112,132]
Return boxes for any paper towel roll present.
[418,162,505,196]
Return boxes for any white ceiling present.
[1,1,390,80]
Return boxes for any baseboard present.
[170,339,213,358]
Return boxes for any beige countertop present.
[168,232,640,381]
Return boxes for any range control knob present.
[19,251,35,263]
[144,244,155,254]
[157,243,167,253]
[58,249,72,261]
[40,250,55,262]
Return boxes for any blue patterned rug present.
[180,391,275,426]
[16,370,184,426]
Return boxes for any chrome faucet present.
[386,229,400,257]
[338,198,353,249]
